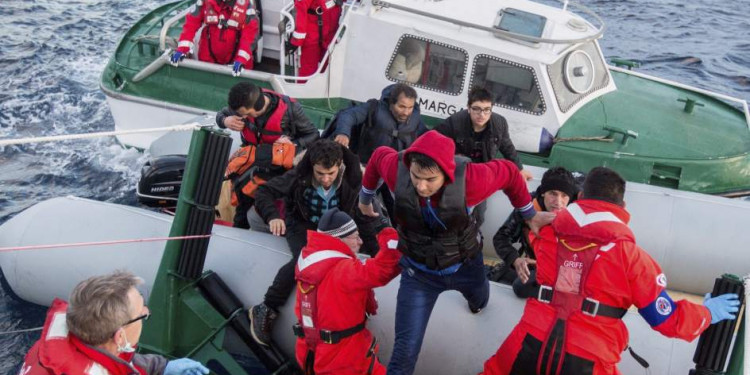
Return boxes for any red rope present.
[0,234,212,253]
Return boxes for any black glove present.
[285,41,299,55]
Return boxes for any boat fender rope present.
[0,326,43,336]
[0,123,212,147]
[0,234,212,253]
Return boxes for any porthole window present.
[470,54,545,115]
[386,35,468,95]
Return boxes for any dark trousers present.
[387,254,490,375]
[263,226,308,310]
[233,197,253,229]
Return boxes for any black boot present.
[249,303,279,346]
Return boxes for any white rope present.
[0,122,209,147]
[0,234,212,252]
[0,326,43,336]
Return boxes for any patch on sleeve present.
[639,289,675,327]
[656,273,667,287]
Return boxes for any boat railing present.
[370,0,606,46]
[159,6,190,52]
[609,65,750,131]
[133,0,350,87]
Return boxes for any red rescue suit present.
[294,228,402,375]
[481,199,712,375]
[177,0,259,69]
[290,0,342,76]
[19,299,147,375]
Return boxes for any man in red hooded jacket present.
[286,0,342,77]
[480,167,741,375]
[19,271,208,375]
[294,208,401,375]
[171,0,260,76]
[358,130,553,375]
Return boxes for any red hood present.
[552,199,634,243]
[296,231,356,285]
[403,130,457,183]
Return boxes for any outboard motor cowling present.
[137,155,186,207]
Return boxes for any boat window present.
[386,35,468,96]
[470,55,545,115]
[547,42,610,113]
[495,8,547,38]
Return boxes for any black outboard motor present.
[137,155,187,208]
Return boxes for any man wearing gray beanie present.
[293,208,401,375]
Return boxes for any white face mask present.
[117,329,136,353]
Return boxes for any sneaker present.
[469,302,483,314]
[249,303,279,346]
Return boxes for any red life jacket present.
[204,0,254,30]
[19,299,145,375]
[240,90,294,145]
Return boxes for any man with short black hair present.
[358,130,553,375]
[328,83,428,165]
[480,167,741,375]
[249,139,389,346]
[217,82,319,228]
[326,83,428,219]
[20,271,209,375]
[436,86,532,180]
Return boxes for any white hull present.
[0,195,700,374]
[103,85,213,149]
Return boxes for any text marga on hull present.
[100,0,750,195]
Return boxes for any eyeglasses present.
[469,106,493,115]
[123,312,150,326]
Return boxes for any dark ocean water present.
[0,0,748,373]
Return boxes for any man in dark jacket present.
[436,86,533,227]
[327,83,428,217]
[216,82,320,228]
[249,139,388,346]
[492,167,578,296]
[435,86,532,180]
[328,83,428,165]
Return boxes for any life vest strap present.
[531,284,627,319]
[293,319,367,344]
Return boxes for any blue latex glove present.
[170,51,185,65]
[703,293,741,324]
[164,358,209,375]
[232,61,243,77]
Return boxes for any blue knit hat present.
[317,208,357,238]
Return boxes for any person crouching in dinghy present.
[480,167,741,375]
[19,271,209,375]
[294,208,402,375]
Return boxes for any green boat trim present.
[101,0,750,196]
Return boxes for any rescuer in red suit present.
[171,0,260,76]
[479,167,741,375]
[286,0,342,77]
[293,208,401,375]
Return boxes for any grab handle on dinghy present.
[690,274,746,375]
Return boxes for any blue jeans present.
[386,254,489,375]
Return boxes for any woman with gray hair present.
[19,271,209,375]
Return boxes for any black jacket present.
[493,194,543,268]
[435,109,522,168]
[329,84,428,164]
[216,92,319,149]
[255,144,388,254]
